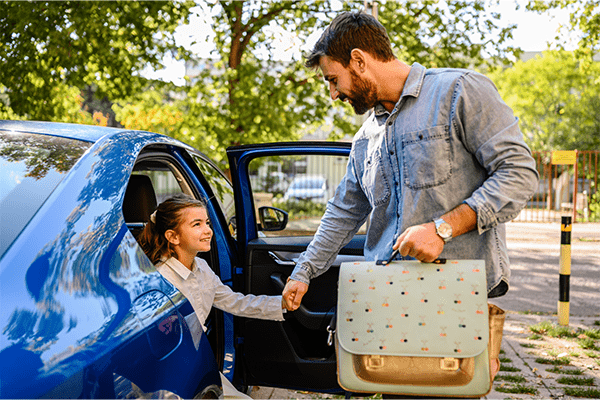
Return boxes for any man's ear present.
[350,49,367,73]
[165,230,179,246]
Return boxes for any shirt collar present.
[160,257,194,280]
[374,62,426,117]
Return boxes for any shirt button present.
[390,150,394,155]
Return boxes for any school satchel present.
[335,259,505,397]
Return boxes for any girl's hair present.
[305,12,395,69]
[138,193,207,264]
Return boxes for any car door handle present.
[270,273,334,331]
[268,251,296,267]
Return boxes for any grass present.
[556,376,595,386]
[494,375,526,383]
[500,365,521,372]
[535,356,571,365]
[520,343,536,348]
[528,333,544,340]
[546,366,583,375]
[528,322,600,352]
[585,350,599,358]
[495,384,538,395]
[583,328,600,339]
[529,321,578,338]
[578,338,599,351]
[499,357,512,363]
[594,321,600,326]
[563,387,600,398]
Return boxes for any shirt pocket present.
[360,151,391,207]
[402,125,452,190]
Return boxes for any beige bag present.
[335,260,505,397]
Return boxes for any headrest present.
[123,175,157,223]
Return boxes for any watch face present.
[438,222,452,238]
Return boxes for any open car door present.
[227,142,366,393]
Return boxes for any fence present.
[514,150,599,223]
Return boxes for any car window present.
[190,153,236,239]
[248,154,367,237]
[0,132,91,257]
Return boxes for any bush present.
[273,198,326,220]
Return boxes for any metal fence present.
[513,150,599,223]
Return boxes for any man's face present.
[319,56,378,115]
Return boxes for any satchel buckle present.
[367,355,384,369]
[440,357,459,371]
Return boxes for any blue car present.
[0,121,364,398]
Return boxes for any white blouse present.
[156,257,284,334]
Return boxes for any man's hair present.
[305,11,395,69]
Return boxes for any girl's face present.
[173,206,213,257]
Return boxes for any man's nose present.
[329,82,339,100]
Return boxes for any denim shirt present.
[291,63,538,296]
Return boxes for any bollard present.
[558,216,571,326]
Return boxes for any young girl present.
[138,193,285,333]
[137,194,285,398]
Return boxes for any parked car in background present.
[0,122,362,398]
[283,175,329,204]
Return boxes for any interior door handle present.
[268,251,296,267]
[270,273,334,330]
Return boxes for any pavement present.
[250,221,600,399]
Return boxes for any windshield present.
[0,131,91,257]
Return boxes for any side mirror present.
[258,206,288,231]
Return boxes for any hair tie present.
[150,211,157,224]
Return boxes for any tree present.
[135,0,523,164]
[3,0,526,166]
[0,1,194,120]
[489,50,600,151]
[375,0,522,69]
[527,0,599,64]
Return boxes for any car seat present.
[123,174,157,237]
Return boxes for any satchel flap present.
[337,260,488,358]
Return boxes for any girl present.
[137,193,285,398]
[138,193,285,333]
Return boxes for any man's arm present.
[394,203,476,262]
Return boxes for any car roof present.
[0,120,132,143]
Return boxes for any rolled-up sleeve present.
[456,73,539,233]
[290,154,371,284]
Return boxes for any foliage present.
[0,0,194,120]
[526,0,599,66]
[372,0,522,69]
[489,50,600,151]
[273,198,326,220]
[3,0,598,166]
[113,85,184,137]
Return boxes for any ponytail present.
[137,193,207,264]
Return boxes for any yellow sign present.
[552,150,577,165]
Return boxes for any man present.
[282,12,538,311]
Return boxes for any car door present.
[227,142,366,392]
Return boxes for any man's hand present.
[282,279,308,311]
[394,222,444,263]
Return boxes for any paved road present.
[491,221,600,317]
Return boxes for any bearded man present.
[282,13,538,376]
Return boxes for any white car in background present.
[283,175,329,204]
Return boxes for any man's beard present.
[342,69,378,115]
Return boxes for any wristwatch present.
[434,218,453,243]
